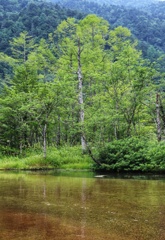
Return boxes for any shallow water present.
[0,171,165,240]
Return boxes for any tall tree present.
[56,15,109,151]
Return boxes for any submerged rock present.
[94,175,107,178]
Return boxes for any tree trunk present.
[77,38,87,152]
[56,115,61,146]
[43,123,47,158]
[159,96,165,134]
[20,141,23,155]
[156,93,161,142]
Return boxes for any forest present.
[0,0,165,172]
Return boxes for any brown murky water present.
[0,171,165,240]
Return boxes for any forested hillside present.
[0,0,84,82]
[0,0,83,54]
[1,0,165,172]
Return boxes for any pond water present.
[0,171,165,240]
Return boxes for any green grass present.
[0,146,93,170]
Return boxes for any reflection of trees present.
[80,179,87,238]
[43,181,46,199]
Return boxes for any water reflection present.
[80,179,87,239]
[0,171,165,240]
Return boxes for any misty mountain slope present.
[145,1,165,18]
[91,0,158,7]
[51,0,159,8]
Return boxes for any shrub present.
[146,142,165,171]
[96,137,150,172]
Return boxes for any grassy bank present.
[0,146,93,170]
[1,138,165,173]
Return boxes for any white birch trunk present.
[156,93,161,142]
[77,38,86,151]
[43,123,47,158]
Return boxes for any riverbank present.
[1,140,165,173]
[0,146,93,170]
